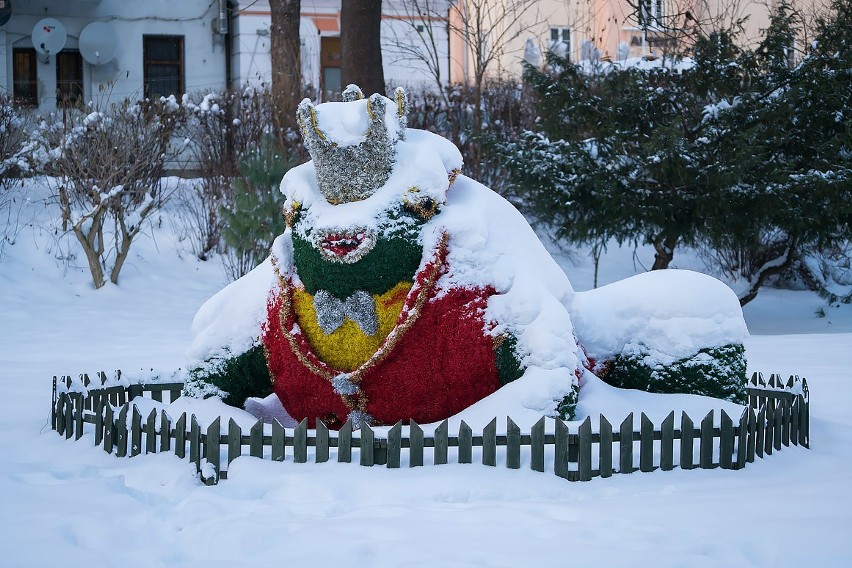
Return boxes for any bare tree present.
[386,0,453,106]
[388,0,542,140]
[25,98,184,288]
[341,0,386,95]
[269,0,302,132]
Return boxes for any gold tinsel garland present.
[271,232,449,415]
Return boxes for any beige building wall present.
[577,0,827,62]
[464,0,830,81]
[449,0,593,82]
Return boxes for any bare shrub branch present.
[23,97,184,288]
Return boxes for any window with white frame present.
[549,27,570,57]
[637,0,664,28]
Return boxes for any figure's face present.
[285,187,439,262]
[287,199,435,300]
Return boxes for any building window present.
[637,0,664,28]
[12,48,38,106]
[320,36,341,96]
[56,50,84,107]
[143,35,184,99]
[549,27,571,57]
[550,27,570,46]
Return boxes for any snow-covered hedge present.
[572,270,749,402]
[16,97,184,288]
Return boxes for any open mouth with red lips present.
[315,227,377,264]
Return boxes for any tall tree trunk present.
[269,0,302,134]
[341,0,386,96]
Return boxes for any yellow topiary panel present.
[292,282,413,371]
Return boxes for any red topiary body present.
[262,246,501,429]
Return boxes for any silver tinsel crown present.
[297,85,410,204]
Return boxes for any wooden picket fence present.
[51,372,809,484]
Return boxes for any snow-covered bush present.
[601,344,747,403]
[22,97,185,288]
[572,270,749,403]
[184,344,272,406]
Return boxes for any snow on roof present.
[576,56,695,74]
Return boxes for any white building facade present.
[1,0,230,110]
[0,0,458,110]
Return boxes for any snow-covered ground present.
[1,180,851,567]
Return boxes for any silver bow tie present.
[313,290,378,336]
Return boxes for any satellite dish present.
[0,1,12,28]
[32,18,67,56]
[80,22,117,65]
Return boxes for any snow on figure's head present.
[296,86,409,205]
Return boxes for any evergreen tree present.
[505,0,851,304]
[220,136,297,280]
[705,0,852,303]
[506,30,750,271]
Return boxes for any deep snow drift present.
[1,178,851,567]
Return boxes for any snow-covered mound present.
[188,132,579,376]
[572,270,749,402]
[188,87,749,426]
[572,269,748,364]
[188,257,275,366]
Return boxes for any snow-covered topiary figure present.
[187,86,583,428]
